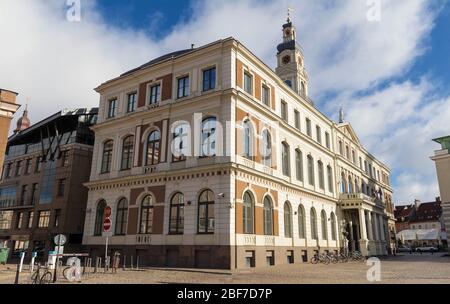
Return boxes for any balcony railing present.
[339,193,385,208]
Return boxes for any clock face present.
[285,29,291,36]
[282,55,291,65]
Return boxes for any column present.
[358,208,369,256]
[372,212,379,241]
[367,211,374,241]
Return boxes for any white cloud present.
[0,0,447,203]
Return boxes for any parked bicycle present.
[30,263,53,284]
[310,252,331,265]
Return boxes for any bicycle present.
[310,252,331,265]
[30,263,53,284]
[350,251,367,262]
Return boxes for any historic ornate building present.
[0,89,21,172]
[82,17,395,269]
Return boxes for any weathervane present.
[287,6,293,23]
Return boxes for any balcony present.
[339,193,385,209]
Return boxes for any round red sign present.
[104,206,112,218]
[103,218,112,232]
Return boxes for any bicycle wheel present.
[30,271,39,284]
[63,267,71,281]
[40,272,53,284]
[311,256,319,264]
[324,257,331,265]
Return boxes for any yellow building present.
[0,89,20,173]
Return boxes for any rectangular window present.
[57,179,66,197]
[0,186,17,208]
[107,99,117,118]
[281,101,288,121]
[25,159,32,175]
[244,72,253,95]
[325,132,330,149]
[203,67,216,92]
[262,85,270,106]
[35,157,42,173]
[27,211,34,229]
[0,211,13,230]
[306,118,312,137]
[4,163,12,178]
[38,211,51,228]
[316,126,322,144]
[61,150,69,167]
[359,157,363,170]
[20,185,27,205]
[31,183,38,205]
[16,212,24,229]
[15,161,22,176]
[177,76,190,98]
[127,92,137,113]
[352,150,356,164]
[39,159,57,205]
[294,110,300,130]
[149,84,161,104]
[54,209,61,228]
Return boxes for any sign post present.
[103,206,112,267]
[53,234,67,283]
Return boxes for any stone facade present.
[82,19,394,269]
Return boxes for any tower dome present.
[14,105,30,133]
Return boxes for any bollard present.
[14,263,20,284]
[123,255,126,271]
[18,252,25,273]
[30,252,37,273]
[131,256,134,270]
[136,256,139,270]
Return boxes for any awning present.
[396,229,443,241]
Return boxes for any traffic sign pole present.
[53,234,61,283]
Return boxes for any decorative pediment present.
[338,122,361,145]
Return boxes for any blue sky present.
[1,0,449,204]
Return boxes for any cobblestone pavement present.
[0,253,449,284]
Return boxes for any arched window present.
[348,176,353,193]
[243,120,254,160]
[341,172,347,193]
[307,155,315,186]
[169,192,184,234]
[263,196,273,235]
[362,181,366,194]
[339,141,343,156]
[94,200,106,236]
[201,117,217,157]
[115,198,128,235]
[298,205,306,239]
[301,82,306,93]
[318,161,324,189]
[331,212,337,241]
[284,202,292,238]
[295,149,303,182]
[243,191,254,234]
[139,195,154,234]
[101,141,113,174]
[327,165,334,193]
[172,123,190,162]
[146,130,161,165]
[198,190,215,234]
[282,142,290,176]
[310,208,318,240]
[121,136,134,170]
[261,130,272,167]
[321,210,328,240]
[354,179,359,193]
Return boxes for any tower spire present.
[287,6,293,23]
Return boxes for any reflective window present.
[169,193,184,234]
[140,196,154,234]
[198,190,215,234]
[115,198,128,235]
[146,131,161,166]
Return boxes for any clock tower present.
[275,13,309,97]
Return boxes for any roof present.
[394,205,414,222]
[277,40,304,55]
[433,135,450,150]
[0,88,19,95]
[120,49,194,77]
[410,201,442,223]
[8,108,98,144]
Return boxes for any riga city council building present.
[82,17,395,269]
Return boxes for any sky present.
[0,0,449,205]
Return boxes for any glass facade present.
[39,159,57,204]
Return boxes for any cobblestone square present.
[1,253,449,284]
